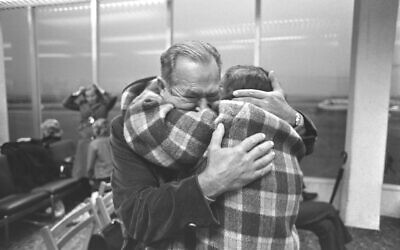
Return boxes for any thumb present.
[268,70,283,95]
[209,123,224,150]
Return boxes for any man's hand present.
[232,71,298,126]
[198,123,275,199]
[73,86,86,96]
[94,84,106,95]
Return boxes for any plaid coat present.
[123,89,305,250]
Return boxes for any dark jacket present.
[1,141,58,192]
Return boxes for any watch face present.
[89,116,95,124]
[295,113,302,127]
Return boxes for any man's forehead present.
[173,78,218,88]
[86,89,96,95]
[172,57,220,84]
[175,56,218,71]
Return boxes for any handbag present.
[88,220,124,250]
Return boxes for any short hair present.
[160,40,222,86]
[41,119,63,138]
[92,118,109,137]
[220,65,273,99]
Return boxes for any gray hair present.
[160,40,222,86]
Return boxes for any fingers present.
[234,97,265,107]
[253,149,275,170]
[254,163,273,178]
[236,133,266,152]
[268,71,284,95]
[209,123,225,150]
[232,71,284,98]
[233,89,271,99]
[247,140,274,163]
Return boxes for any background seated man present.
[296,201,352,250]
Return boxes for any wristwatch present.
[294,112,304,128]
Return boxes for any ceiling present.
[0,0,88,9]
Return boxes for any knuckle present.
[235,146,246,155]
[242,155,251,164]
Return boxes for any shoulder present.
[121,76,158,113]
[111,115,124,136]
[110,115,128,152]
[88,139,100,148]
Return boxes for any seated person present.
[87,118,113,191]
[296,201,352,250]
[17,118,63,148]
[2,119,66,217]
[123,64,305,249]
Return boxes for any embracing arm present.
[232,71,317,155]
[111,115,274,245]
[110,115,217,245]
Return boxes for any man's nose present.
[197,98,209,111]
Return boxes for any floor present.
[1,214,399,250]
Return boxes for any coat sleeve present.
[298,112,318,155]
[86,142,96,178]
[101,92,118,111]
[110,115,218,245]
[62,93,82,111]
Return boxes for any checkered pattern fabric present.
[123,89,305,250]
[120,76,157,114]
[123,90,216,171]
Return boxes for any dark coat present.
[111,77,318,249]
[1,141,58,192]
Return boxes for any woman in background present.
[63,84,117,139]
[87,118,113,191]
[63,84,116,179]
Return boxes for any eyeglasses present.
[158,76,220,102]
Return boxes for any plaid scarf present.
[123,86,305,250]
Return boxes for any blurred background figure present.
[17,118,63,148]
[2,118,67,218]
[87,118,113,191]
[62,84,116,179]
[62,84,117,139]
[40,119,63,148]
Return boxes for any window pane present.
[174,0,255,71]
[36,3,91,141]
[385,7,400,185]
[100,0,167,120]
[260,0,354,179]
[0,8,34,140]
[99,0,166,88]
